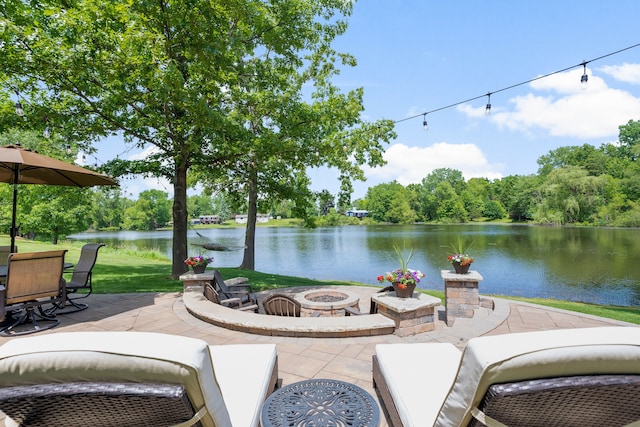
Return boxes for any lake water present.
[70,224,640,307]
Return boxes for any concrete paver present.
[0,289,633,427]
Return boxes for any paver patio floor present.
[0,287,631,426]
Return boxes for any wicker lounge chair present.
[0,331,279,427]
[212,269,257,306]
[0,250,67,337]
[204,282,259,312]
[373,326,640,427]
[47,243,105,315]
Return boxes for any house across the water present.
[345,209,368,219]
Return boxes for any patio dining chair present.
[0,246,12,267]
[0,246,13,286]
[0,250,67,336]
[47,243,105,315]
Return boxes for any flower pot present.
[452,261,470,274]
[392,282,416,298]
[192,264,207,274]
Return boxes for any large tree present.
[187,1,394,269]
[1,0,393,276]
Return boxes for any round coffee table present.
[260,379,380,426]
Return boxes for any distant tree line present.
[2,120,639,245]
[356,119,640,227]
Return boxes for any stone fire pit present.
[294,289,360,317]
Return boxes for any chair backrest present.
[204,282,222,305]
[5,250,67,304]
[68,243,105,287]
[435,326,640,427]
[263,294,301,317]
[467,374,640,427]
[0,246,14,267]
[0,331,231,427]
[212,270,249,300]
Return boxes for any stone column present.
[372,292,440,337]
[179,271,214,290]
[441,270,483,326]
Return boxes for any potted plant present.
[376,245,425,298]
[447,239,474,274]
[184,255,213,274]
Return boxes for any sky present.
[89,0,640,201]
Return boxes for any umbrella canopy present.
[0,144,118,252]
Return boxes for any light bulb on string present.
[13,90,24,117]
[43,116,50,138]
[15,101,24,117]
[580,62,589,87]
[485,93,492,115]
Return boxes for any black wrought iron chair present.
[0,250,67,336]
[47,243,105,314]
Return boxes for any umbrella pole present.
[10,167,18,253]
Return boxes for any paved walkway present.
[0,288,631,426]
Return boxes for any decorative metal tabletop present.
[261,379,380,427]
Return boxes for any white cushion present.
[435,326,640,426]
[0,332,233,426]
[375,343,462,427]
[209,344,277,427]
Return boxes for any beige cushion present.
[209,344,277,427]
[375,343,462,426]
[435,326,640,426]
[0,332,231,426]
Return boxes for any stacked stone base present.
[441,270,483,326]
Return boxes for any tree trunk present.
[240,167,258,270]
[172,160,189,278]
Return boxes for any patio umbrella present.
[0,144,118,252]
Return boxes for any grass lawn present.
[3,237,639,325]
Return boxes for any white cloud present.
[120,145,174,197]
[128,145,161,161]
[599,63,640,84]
[365,142,503,186]
[469,68,640,139]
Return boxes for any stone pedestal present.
[372,291,440,337]
[441,270,483,326]
[179,271,214,290]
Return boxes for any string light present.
[395,42,640,128]
[14,91,24,117]
[581,61,589,86]
[43,116,50,138]
[485,93,492,115]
